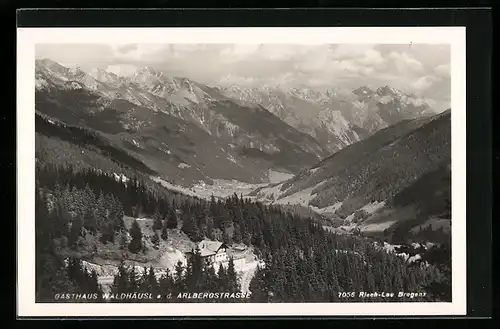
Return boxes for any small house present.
[233,245,247,252]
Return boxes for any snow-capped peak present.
[128,67,167,88]
[135,66,163,77]
[68,66,85,76]
[87,67,120,84]
[36,58,71,77]
[352,86,375,97]
[376,85,401,97]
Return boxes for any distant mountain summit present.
[352,86,375,96]
[87,68,123,87]
[216,83,436,153]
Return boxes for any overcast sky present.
[36,43,451,110]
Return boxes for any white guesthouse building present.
[185,240,246,271]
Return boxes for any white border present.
[17,27,466,317]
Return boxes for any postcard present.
[17,26,466,317]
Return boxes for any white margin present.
[17,27,466,317]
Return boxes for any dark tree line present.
[35,182,104,302]
[36,112,154,174]
[109,248,240,303]
[246,215,446,303]
[36,162,180,219]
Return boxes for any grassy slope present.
[365,161,451,241]
[276,115,437,199]
[251,110,451,240]
[310,109,451,208]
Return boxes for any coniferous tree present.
[161,220,169,241]
[158,270,174,301]
[152,210,163,231]
[128,220,143,253]
[173,260,186,293]
[147,267,159,296]
[94,191,107,231]
[68,216,83,249]
[181,212,199,241]
[89,270,103,301]
[226,257,239,294]
[83,207,97,234]
[166,208,178,229]
[186,246,204,291]
[202,259,218,291]
[233,224,242,244]
[209,195,217,217]
[100,221,115,244]
[249,265,269,302]
[217,263,227,291]
[139,266,158,299]
[118,230,128,250]
[151,233,160,250]
[205,216,214,240]
[128,266,139,293]
[111,262,129,295]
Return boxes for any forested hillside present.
[36,158,451,303]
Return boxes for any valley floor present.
[151,176,271,200]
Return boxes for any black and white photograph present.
[17,27,467,317]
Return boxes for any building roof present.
[200,240,224,251]
[187,240,227,258]
[199,249,216,257]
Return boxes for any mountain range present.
[215,82,437,153]
[36,59,329,186]
[35,58,439,188]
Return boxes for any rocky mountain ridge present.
[35,59,330,186]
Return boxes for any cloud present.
[411,75,442,92]
[114,44,138,54]
[292,45,385,85]
[219,44,312,63]
[110,44,171,63]
[219,74,257,85]
[35,44,113,70]
[388,51,424,74]
[434,64,450,77]
[330,44,376,59]
[36,43,451,107]
[376,44,450,69]
[358,49,385,66]
[329,45,385,72]
[220,44,261,60]
[106,64,139,76]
